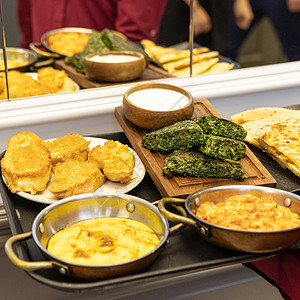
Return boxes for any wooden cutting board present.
[54,59,174,89]
[115,98,276,198]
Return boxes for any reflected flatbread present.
[141,39,234,77]
[163,51,219,72]
[172,58,219,77]
[159,48,210,64]
[205,62,234,74]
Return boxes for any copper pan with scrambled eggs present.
[5,193,170,281]
[29,27,92,58]
[158,185,300,253]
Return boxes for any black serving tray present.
[1,132,300,293]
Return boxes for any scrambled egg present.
[46,32,90,56]
[47,217,160,265]
[196,194,300,231]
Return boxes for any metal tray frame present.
[1,133,300,292]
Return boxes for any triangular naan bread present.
[257,119,300,176]
[241,117,294,147]
[171,58,219,78]
[205,62,234,74]
[162,51,218,72]
[231,107,300,125]
[159,47,209,64]
[231,107,300,177]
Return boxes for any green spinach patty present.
[194,115,247,141]
[198,134,246,161]
[142,116,247,180]
[141,120,204,152]
[163,149,246,180]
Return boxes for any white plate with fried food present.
[0,67,79,100]
[28,68,80,93]
[4,137,145,205]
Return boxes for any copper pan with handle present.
[158,185,300,253]
[5,192,184,281]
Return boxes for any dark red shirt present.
[18,0,168,48]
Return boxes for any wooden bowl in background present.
[122,82,194,130]
[84,51,146,82]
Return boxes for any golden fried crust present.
[0,70,50,100]
[37,67,76,93]
[7,131,42,150]
[48,160,106,198]
[0,68,76,100]
[88,140,135,183]
[1,141,52,194]
[44,134,90,165]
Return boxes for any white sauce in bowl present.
[88,54,139,63]
[128,88,190,111]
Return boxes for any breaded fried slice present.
[1,141,52,194]
[7,131,42,150]
[37,67,76,93]
[0,70,50,100]
[44,134,90,165]
[88,140,135,183]
[48,160,106,199]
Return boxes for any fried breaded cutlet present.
[88,140,135,183]
[44,134,90,165]
[1,134,52,194]
[7,131,42,149]
[37,67,76,94]
[0,67,76,100]
[0,70,50,100]
[48,160,106,198]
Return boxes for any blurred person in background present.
[228,0,300,61]
[17,0,168,49]
[156,0,231,57]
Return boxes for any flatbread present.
[241,119,272,148]
[162,51,218,72]
[231,107,300,125]
[205,62,234,74]
[231,106,300,177]
[172,58,219,78]
[141,39,234,77]
[159,48,209,64]
[257,119,300,176]
[240,117,294,147]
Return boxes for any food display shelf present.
[1,132,300,293]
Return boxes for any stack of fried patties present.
[1,132,105,198]
[142,115,247,180]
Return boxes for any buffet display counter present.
[1,61,300,299]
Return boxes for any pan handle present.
[158,198,211,236]
[158,197,198,228]
[33,58,55,69]
[29,42,61,58]
[153,199,187,235]
[5,231,69,274]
